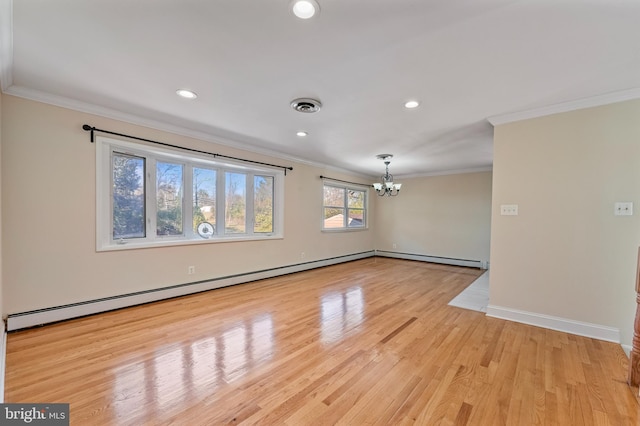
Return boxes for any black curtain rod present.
[320,175,371,188]
[82,124,294,175]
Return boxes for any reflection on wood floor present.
[5,258,640,425]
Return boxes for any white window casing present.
[96,136,284,251]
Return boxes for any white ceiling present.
[2,0,640,177]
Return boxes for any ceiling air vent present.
[290,98,322,113]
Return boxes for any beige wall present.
[374,172,492,264]
[1,95,375,314]
[490,99,640,346]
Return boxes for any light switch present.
[614,202,633,216]
[500,204,518,216]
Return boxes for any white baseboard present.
[7,251,375,331]
[375,250,483,269]
[486,305,621,343]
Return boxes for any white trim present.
[0,327,6,402]
[375,250,483,269]
[622,344,632,358]
[6,251,375,331]
[486,305,621,343]
[487,87,640,126]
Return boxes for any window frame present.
[321,182,368,232]
[96,136,284,251]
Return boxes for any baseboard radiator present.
[7,250,485,331]
[375,250,485,269]
[7,251,376,331]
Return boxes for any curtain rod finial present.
[82,124,95,142]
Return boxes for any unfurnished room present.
[1,1,640,424]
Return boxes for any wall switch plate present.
[500,204,518,216]
[614,202,633,216]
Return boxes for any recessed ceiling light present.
[176,89,197,99]
[291,0,320,19]
[404,100,420,109]
[296,131,308,137]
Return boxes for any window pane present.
[323,186,345,207]
[348,190,365,208]
[112,153,145,239]
[347,208,365,227]
[193,167,216,234]
[225,172,246,233]
[254,175,273,233]
[324,207,345,228]
[157,161,184,236]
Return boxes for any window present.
[97,137,284,250]
[193,167,216,235]
[322,183,367,230]
[254,175,274,233]
[112,153,145,239]
[225,172,246,234]
[156,161,184,236]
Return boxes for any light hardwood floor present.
[5,258,640,425]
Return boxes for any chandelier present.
[372,154,402,196]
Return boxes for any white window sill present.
[321,227,368,233]
[97,234,283,252]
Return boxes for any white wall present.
[490,99,640,347]
[374,172,492,265]
[1,95,375,315]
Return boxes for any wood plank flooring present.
[5,258,640,425]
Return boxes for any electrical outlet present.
[188,266,195,275]
[500,204,518,216]
[392,243,397,249]
[301,252,306,259]
[614,202,633,216]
